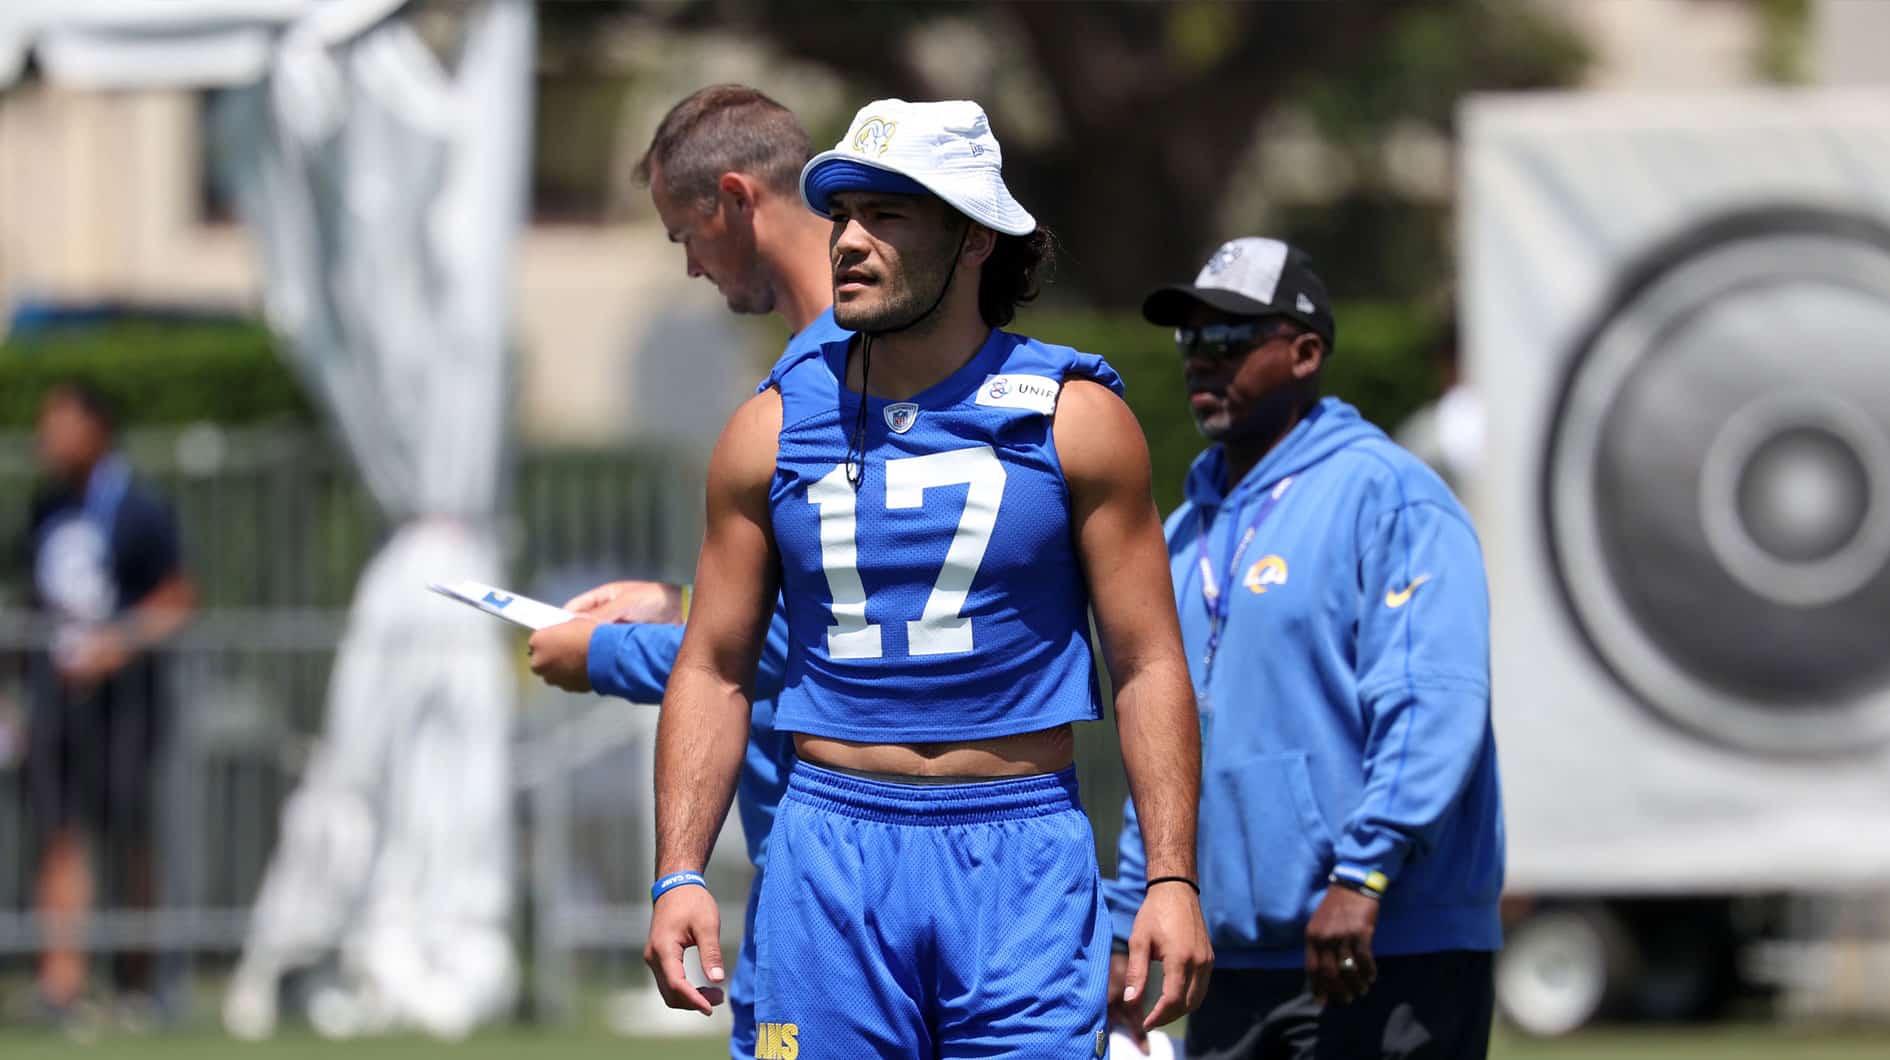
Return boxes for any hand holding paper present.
[427,580,576,631]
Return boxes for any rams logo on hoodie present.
[1244,554,1288,594]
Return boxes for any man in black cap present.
[1102,239,1505,1059]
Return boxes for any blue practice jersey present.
[763,328,1121,743]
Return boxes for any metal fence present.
[0,612,752,1021]
[0,609,347,953]
[0,424,708,611]
[0,425,1136,1023]
[0,426,722,1020]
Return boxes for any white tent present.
[2,0,533,1038]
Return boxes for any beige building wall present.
[1542,0,1890,92]
[1815,0,1890,84]
[0,84,760,453]
[0,87,251,307]
[1543,0,1762,92]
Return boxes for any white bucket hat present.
[800,99,1036,236]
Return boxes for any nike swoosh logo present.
[1385,574,1431,608]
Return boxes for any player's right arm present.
[645,389,784,1015]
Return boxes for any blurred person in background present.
[1104,240,1502,1060]
[1393,306,1484,497]
[524,82,838,1059]
[20,379,196,1025]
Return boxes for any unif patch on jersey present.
[975,373,1061,415]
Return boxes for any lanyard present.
[83,454,131,531]
[1193,475,1293,679]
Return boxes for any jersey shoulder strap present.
[760,307,852,425]
[762,336,847,427]
[975,334,1127,415]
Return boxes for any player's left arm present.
[531,579,688,695]
[1055,379,1211,1030]
[531,596,792,700]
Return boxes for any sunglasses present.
[1173,321,1282,361]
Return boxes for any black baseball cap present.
[1142,237,1336,347]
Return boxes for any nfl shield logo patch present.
[885,402,920,434]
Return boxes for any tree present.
[569,0,1587,306]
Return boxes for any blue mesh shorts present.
[730,873,763,1059]
[751,761,1110,1059]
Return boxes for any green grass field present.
[2,1024,1888,1060]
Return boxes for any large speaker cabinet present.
[1464,91,1890,893]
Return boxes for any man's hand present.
[563,580,685,625]
[1305,885,1379,1004]
[642,884,727,1015]
[1107,951,1150,1054]
[528,616,599,692]
[1123,884,1212,1031]
[56,628,132,688]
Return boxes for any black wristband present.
[1146,875,1200,895]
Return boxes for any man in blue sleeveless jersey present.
[523,85,842,1059]
[648,99,1212,1057]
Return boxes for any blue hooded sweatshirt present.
[1103,397,1504,967]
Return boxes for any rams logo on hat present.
[1207,242,1244,276]
[853,117,896,157]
